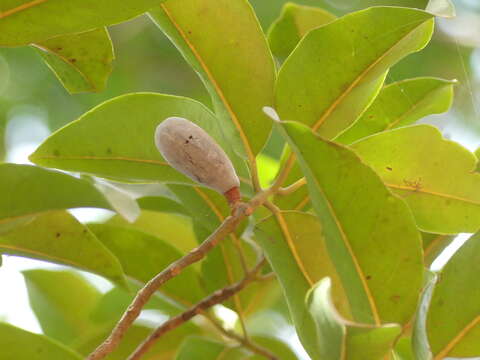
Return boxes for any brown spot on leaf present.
[366,275,372,280]
[53,150,60,156]
[55,232,61,238]
[386,166,392,171]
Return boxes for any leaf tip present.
[263,106,281,122]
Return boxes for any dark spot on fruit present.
[189,135,193,139]
[185,140,189,144]
[386,166,392,171]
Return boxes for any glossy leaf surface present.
[337,77,455,144]
[352,125,480,234]
[30,94,239,183]
[34,28,114,93]
[268,3,336,62]
[276,7,434,139]
[276,119,423,325]
[0,211,127,287]
[149,0,275,158]
[0,0,168,46]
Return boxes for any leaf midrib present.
[160,3,256,163]
[0,0,47,19]
[312,17,431,132]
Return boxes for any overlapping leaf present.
[352,125,480,234]
[0,0,169,46]
[0,322,82,359]
[0,163,138,224]
[176,337,247,360]
[275,7,434,139]
[149,0,276,159]
[422,232,455,267]
[88,223,205,306]
[23,269,103,345]
[30,94,243,184]
[336,77,455,144]
[414,232,480,359]
[33,28,114,93]
[0,211,127,287]
[268,3,336,62]
[274,119,423,326]
[308,278,401,360]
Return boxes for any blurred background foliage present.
[2,0,480,167]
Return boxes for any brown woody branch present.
[127,257,277,360]
[86,188,275,360]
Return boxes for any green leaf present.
[414,232,480,359]
[275,7,434,139]
[0,0,169,46]
[33,28,114,94]
[88,223,205,306]
[0,163,110,223]
[255,211,351,358]
[268,3,336,62]
[106,207,198,256]
[30,93,242,184]
[352,125,480,234]
[149,0,276,159]
[275,119,423,325]
[393,337,415,360]
[0,163,138,224]
[0,322,82,359]
[422,232,455,267]
[336,77,455,144]
[307,278,401,360]
[0,211,127,287]
[176,337,247,360]
[23,269,102,345]
[247,335,298,360]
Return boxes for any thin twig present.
[276,177,307,196]
[127,258,278,360]
[86,189,274,360]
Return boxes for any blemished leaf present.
[336,77,455,144]
[414,232,480,359]
[426,0,455,18]
[352,125,480,234]
[23,270,102,345]
[33,28,114,94]
[422,232,456,267]
[176,337,247,360]
[275,7,434,139]
[268,3,336,62]
[88,223,205,305]
[275,119,423,326]
[29,93,243,184]
[0,211,128,287]
[255,211,352,358]
[0,0,169,46]
[149,0,276,159]
[0,322,82,359]
[307,278,401,360]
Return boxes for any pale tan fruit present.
[155,117,240,204]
